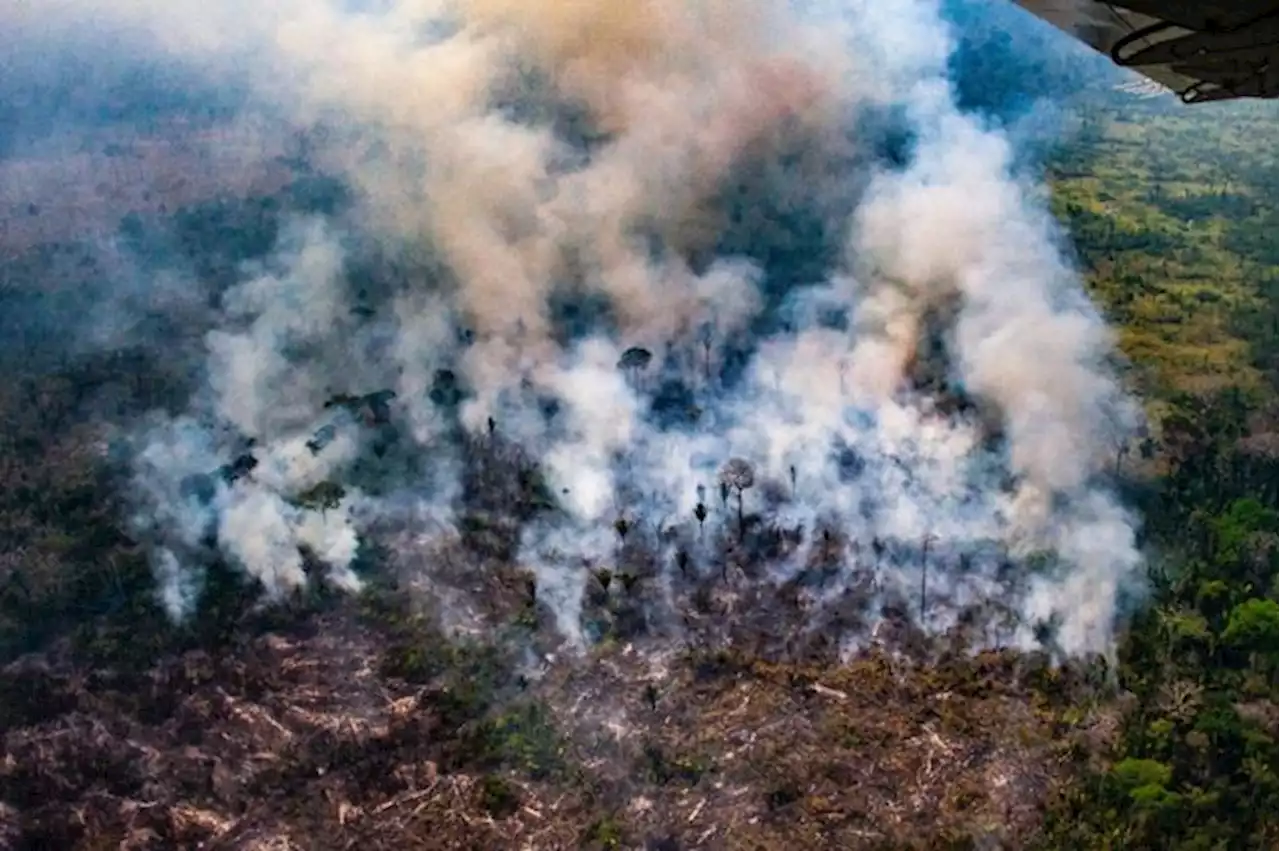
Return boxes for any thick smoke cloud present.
[7,0,1142,657]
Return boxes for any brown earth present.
[0,592,1087,851]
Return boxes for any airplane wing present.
[1011,1,1278,103]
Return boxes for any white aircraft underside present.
[1012,0,1278,103]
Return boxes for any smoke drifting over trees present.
[5,0,1144,658]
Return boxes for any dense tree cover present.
[1049,95,1278,400]
[1035,96,1278,850]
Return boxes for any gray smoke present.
[9,0,1144,656]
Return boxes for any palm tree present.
[719,458,755,541]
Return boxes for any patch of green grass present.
[582,815,627,850]
[470,701,571,780]
[478,773,521,818]
[639,741,714,787]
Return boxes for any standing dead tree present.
[719,458,755,542]
[617,346,653,390]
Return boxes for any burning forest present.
[57,0,1144,659]
[9,1,1265,849]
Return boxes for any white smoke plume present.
[13,0,1144,656]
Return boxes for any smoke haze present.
[4,0,1142,658]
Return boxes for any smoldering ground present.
[3,0,1144,661]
